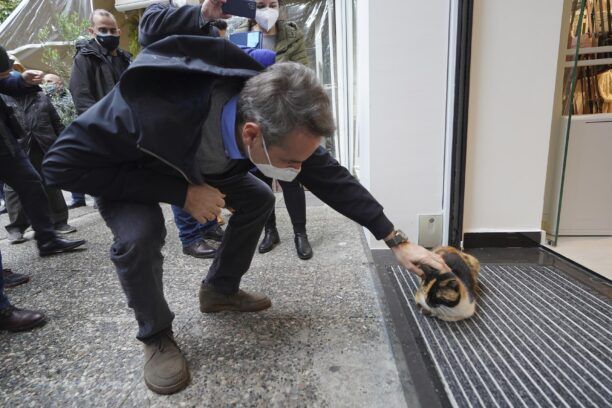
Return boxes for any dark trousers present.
[253,171,307,234]
[0,146,56,244]
[96,170,274,341]
[0,250,9,310]
[4,143,68,232]
[170,205,218,247]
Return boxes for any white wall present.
[357,0,452,248]
[463,0,565,234]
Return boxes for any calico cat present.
[414,246,480,321]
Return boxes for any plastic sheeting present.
[0,0,92,51]
[227,0,338,154]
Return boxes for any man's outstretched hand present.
[392,241,450,278]
[184,183,226,224]
[21,70,44,86]
[201,0,231,20]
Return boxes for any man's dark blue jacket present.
[42,4,394,240]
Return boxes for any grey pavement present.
[0,192,407,407]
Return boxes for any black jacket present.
[0,75,40,156]
[43,4,394,240]
[2,91,64,153]
[69,38,132,115]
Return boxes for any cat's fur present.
[414,246,480,321]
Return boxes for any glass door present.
[545,0,612,245]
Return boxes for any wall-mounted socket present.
[418,214,443,249]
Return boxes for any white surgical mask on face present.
[248,134,300,182]
[255,7,279,32]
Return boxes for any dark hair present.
[237,62,336,146]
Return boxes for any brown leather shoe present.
[143,331,190,395]
[199,284,271,313]
[0,306,46,332]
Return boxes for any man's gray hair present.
[237,62,336,146]
[90,9,115,25]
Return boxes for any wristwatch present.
[384,230,410,248]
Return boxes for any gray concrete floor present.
[0,193,407,407]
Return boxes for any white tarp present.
[0,0,92,51]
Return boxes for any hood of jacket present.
[116,35,264,183]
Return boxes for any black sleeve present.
[69,55,97,115]
[139,4,214,48]
[298,146,395,240]
[0,75,39,97]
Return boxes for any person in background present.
[234,0,313,260]
[0,46,85,287]
[0,250,45,332]
[171,206,224,259]
[42,74,76,127]
[2,73,77,241]
[68,9,132,209]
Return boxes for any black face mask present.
[96,34,120,52]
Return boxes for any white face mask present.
[255,7,279,32]
[248,134,300,182]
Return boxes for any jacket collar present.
[76,38,131,62]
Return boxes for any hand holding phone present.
[201,0,230,20]
[221,0,257,19]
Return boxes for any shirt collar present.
[221,95,245,160]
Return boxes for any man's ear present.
[117,28,121,36]
[241,122,261,146]
[88,27,95,36]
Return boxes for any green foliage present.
[37,12,89,84]
[0,0,21,24]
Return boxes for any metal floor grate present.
[389,264,612,408]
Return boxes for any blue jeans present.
[0,251,10,310]
[171,205,218,247]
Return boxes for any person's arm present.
[298,146,394,240]
[299,146,449,275]
[139,2,221,47]
[0,74,40,97]
[69,56,98,115]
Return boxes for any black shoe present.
[54,223,77,234]
[68,201,86,209]
[201,224,224,242]
[2,269,30,288]
[258,227,280,254]
[294,232,313,260]
[183,240,216,259]
[8,230,26,244]
[38,238,87,257]
[0,306,46,332]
